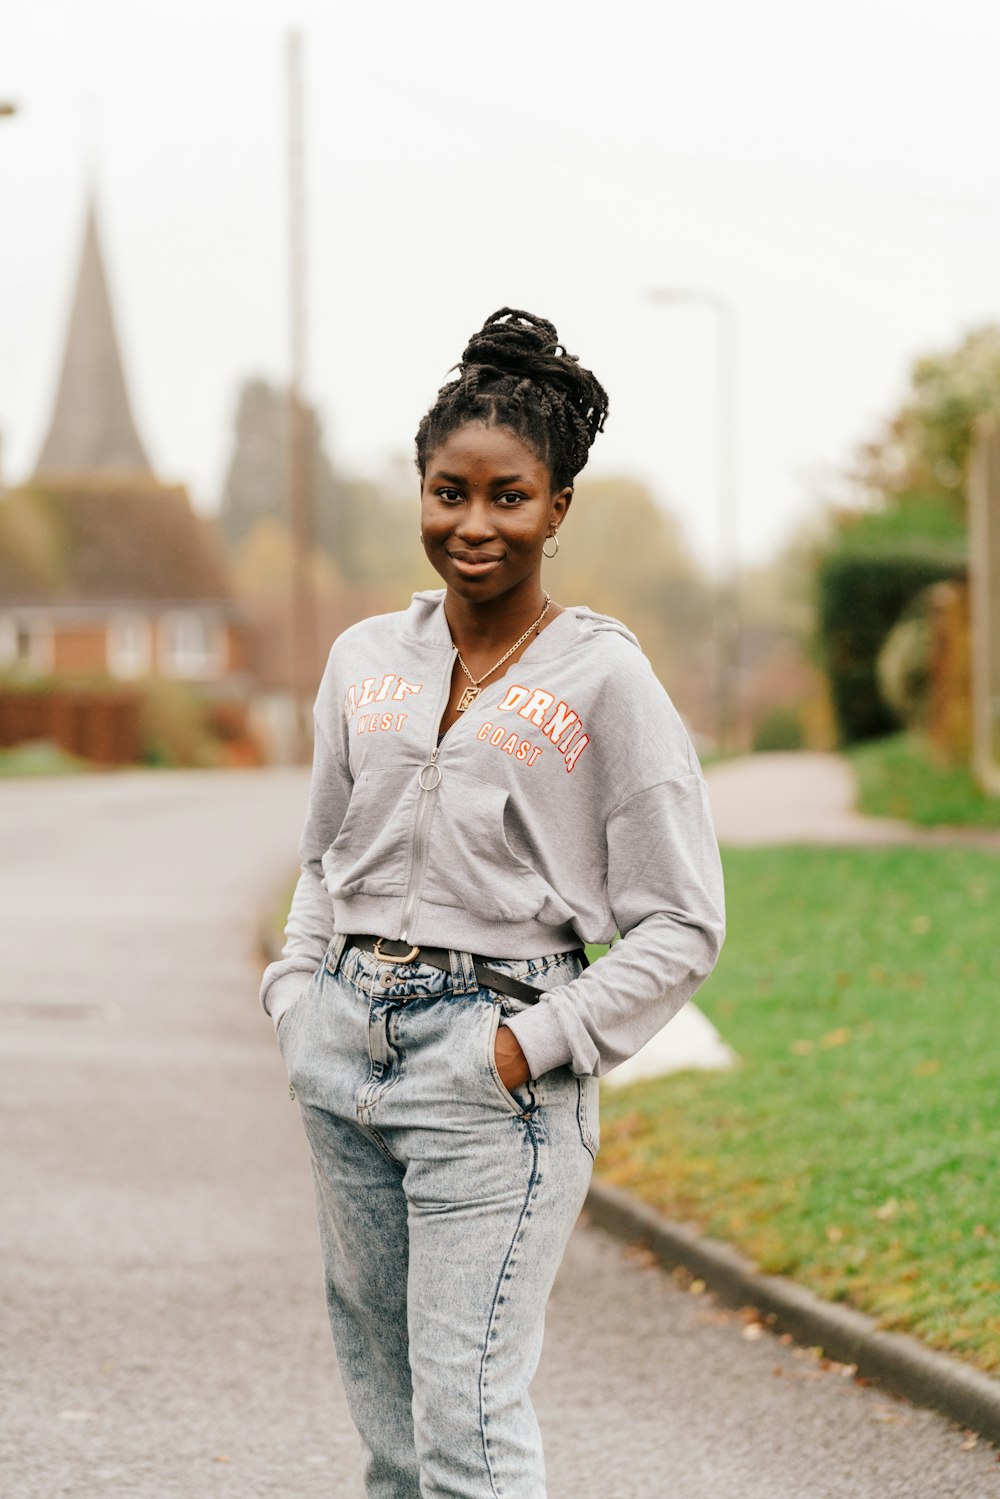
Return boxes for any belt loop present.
[325,933,347,976]
[449,948,478,995]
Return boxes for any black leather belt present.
[344,935,587,1007]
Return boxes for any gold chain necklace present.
[453,595,551,713]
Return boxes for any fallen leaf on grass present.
[914,1059,941,1077]
[874,1197,899,1221]
[790,1039,815,1056]
[911,915,931,934]
[820,1027,851,1049]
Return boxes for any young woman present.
[261,308,725,1499]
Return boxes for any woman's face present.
[420,422,572,607]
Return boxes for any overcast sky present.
[4,0,1000,569]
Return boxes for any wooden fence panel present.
[0,691,140,765]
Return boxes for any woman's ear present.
[551,486,573,527]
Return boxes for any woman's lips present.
[448,552,504,576]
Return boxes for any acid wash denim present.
[277,936,599,1499]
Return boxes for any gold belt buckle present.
[373,937,420,964]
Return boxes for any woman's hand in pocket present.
[494,1025,530,1091]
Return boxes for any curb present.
[586,1178,1000,1446]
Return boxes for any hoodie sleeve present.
[259,695,352,1030]
[503,773,725,1077]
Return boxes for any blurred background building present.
[0,194,256,766]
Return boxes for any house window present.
[0,616,14,669]
[0,617,52,675]
[107,614,152,679]
[158,612,224,680]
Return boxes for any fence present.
[0,690,140,765]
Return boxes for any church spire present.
[33,191,153,478]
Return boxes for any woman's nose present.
[455,499,497,541]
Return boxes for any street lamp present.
[648,286,740,752]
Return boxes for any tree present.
[217,379,289,551]
[851,324,1000,524]
[217,377,421,588]
[545,475,714,719]
[812,327,985,745]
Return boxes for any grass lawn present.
[597,845,1000,1372]
[849,732,1000,828]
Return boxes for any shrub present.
[752,705,805,752]
[876,590,933,731]
[817,550,964,745]
[137,679,219,768]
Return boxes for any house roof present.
[0,478,231,606]
[33,193,153,478]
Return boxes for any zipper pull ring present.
[419,747,442,791]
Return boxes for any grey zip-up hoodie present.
[261,590,725,1078]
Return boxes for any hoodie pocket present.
[321,766,414,898]
[422,775,550,922]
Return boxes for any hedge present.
[817,551,965,745]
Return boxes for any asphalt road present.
[0,767,996,1498]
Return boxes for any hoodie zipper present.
[398,654,454,944]
[399,746,441,943]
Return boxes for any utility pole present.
[286,29,316,763]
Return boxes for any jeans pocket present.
[276,966,320,1055]
[485,1004,534,1118]
[575,1074,600,1160]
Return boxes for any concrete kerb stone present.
[586,1179,1000,1446]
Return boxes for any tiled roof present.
[0,478,231,606]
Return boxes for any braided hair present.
[415,308,609,492]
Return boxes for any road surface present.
[0,767,995,1497]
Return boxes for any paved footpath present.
[706,750,1000,849]
[1,768,996,1497]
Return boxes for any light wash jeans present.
[277,935,599,1499]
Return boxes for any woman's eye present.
[496,492,526,507]
[436,488,461,503]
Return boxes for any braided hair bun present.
[416,308,609,491]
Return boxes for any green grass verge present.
[849,732,1000,828]
[597,845,1000,1372]
[0,741,89,776]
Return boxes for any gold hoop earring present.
[542,533,560,559]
